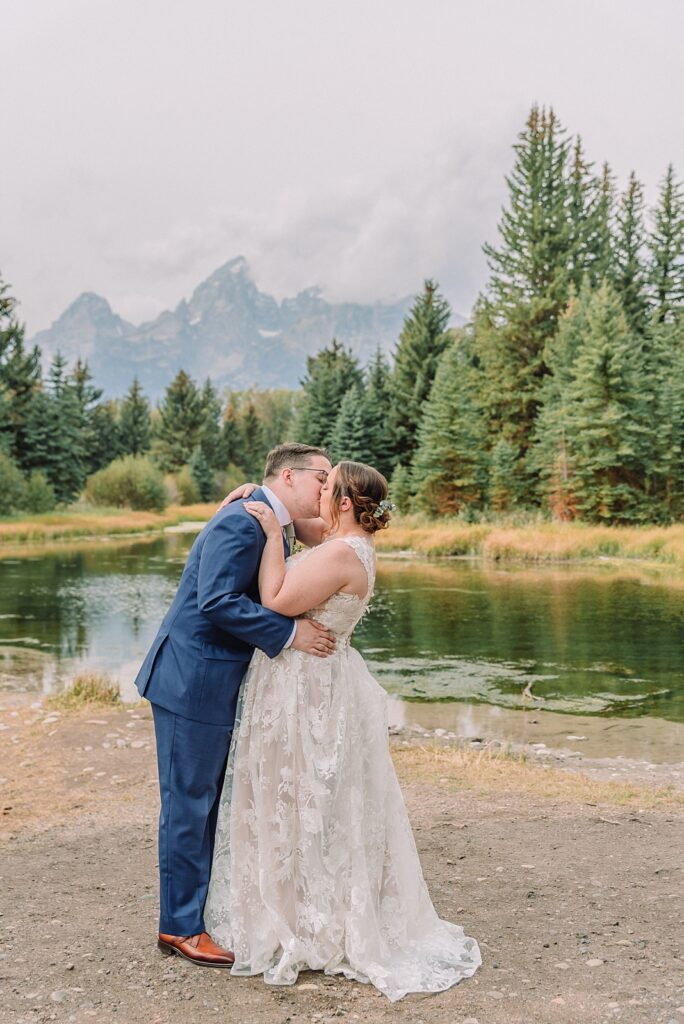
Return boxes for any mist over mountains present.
[30,257,464,400]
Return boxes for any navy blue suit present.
[135,489,293,935]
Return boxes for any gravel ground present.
[1,697,683,1024]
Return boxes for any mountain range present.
[29,257,464,400]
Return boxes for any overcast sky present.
[2,0,683,334]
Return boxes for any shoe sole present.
[157,939,234,968]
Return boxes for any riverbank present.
[375,515,684,566]
[1,693,683,1024]
[5,506,684,569]
[0,503,218,550]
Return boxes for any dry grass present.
[0,502,217,550]
[376,515,684,566]
[5,504,684,569]
[392,742,684,809]
[375,515,491,556]
[44,672,121,709]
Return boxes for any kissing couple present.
[134,442,481,1002]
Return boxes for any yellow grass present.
[0,502,217,549]
[376,515,684,566]
[44,672,120,709]
[392,742,684,809]
[5,503,684,569]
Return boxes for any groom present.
[135,442,335,967]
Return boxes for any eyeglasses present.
[289,466,329,483]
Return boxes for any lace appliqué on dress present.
[204,533,481,1001]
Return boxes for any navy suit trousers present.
[152,705,233,935]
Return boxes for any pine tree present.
[240,400,265,478]
[89,401,122,472]
[488,437,522,514]
[190,446,214,501]
[412,336,488,515]
[21,389,56,481]
[614,172,649,335]
[567,137,596,291]
[119,378,151,456]
[197,379,224,469]
[474,106,573,457]
[389,280,451,470]
[560,282,651,521]
[389,462,413,514]
[329,382,376,464]
[362,349,394,479]
[71,359,105,475]
[584,162,615,287]
[648,164,684,324]
[23,353,87,503]
[530,283,594,517]
[646,319,684,518]
[0,278,41,468]
[152,370,204,471]
[295,340,363,450]
[220,392,246,469]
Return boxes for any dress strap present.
[340,535,376,599]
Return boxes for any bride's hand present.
[244,501,281,540]
[217,482,258,511]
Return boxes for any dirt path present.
[1,697,683,1024]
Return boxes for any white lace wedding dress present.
[204,535,481,1001]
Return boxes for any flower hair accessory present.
[373,499,396,519]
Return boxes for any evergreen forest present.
[1,106,683,523]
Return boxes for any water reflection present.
[1,536,683,723]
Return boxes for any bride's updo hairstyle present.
[328,461,391,535]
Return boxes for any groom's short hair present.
[264,442,330,480]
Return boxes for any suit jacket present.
[134,488,293,725]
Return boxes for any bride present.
[204,461,481,1001]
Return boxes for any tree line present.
[1,104,683,521]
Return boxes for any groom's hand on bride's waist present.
[291,619,336,657]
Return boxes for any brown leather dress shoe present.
[158,931,235,968]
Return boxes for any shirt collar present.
[260,484,291,527]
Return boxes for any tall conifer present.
[567,138,596,291]
[329,382,376,465]
[584,162,615,287]
[197,379,224,469]
[648,164,684,323]
[89,401,121,472]
[474,106,573,458]
[119,378,151,456]
[559,283,650,521]
[0,278,41,468]
[362,349,394,479]
[71,359,105,475]
[389,280,451,470]
[153,370,204,471]
[295,340,362,450]
[614,172,649,335]
[412,336,488,514]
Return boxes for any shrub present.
[85,455,167,511]
[0,452,26,515]
[163,472,179,504]
[22,470,57,513]
[175,465,200,505]
[214,464,251,502]
[45,672,120,708]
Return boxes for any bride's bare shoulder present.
[299,537,360,562]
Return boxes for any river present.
[2,530,683,760]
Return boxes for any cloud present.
[105,128,510,325]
